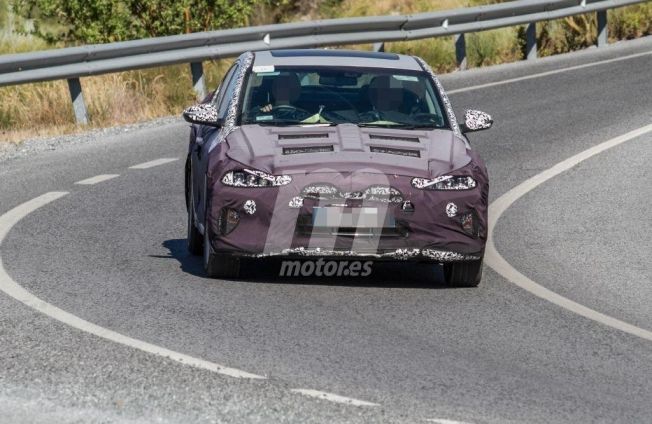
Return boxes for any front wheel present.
[203,219,240,279]
[443,259,483,287]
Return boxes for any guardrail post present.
[597,10,608,47]
[455,33,467,70]
[373,42,385,52]
[526,22,537,60]
[66,77,88,125]
[190,61,207,100]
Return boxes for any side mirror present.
[459,109,493,134]
[182,103,222,127]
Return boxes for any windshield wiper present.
[396,124,440,130]
[248,120,337,127]
[356,122,400,128]
[357,122,438,130]
[246,119,303,126]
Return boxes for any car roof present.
[251,49,423,71]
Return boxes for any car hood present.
[225,124,472,178]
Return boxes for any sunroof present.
[270,49,400,60]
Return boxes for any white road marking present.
[0,192,265,379]
[74,174,119,185]
[290,389,379,406]
[129,158,178,169]
[426,419,473,424]
[486,123,652,342]
[448,50,652,94]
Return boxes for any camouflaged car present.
[183,49,493,286]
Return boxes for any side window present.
[217,64,240,120]
[211,63,238,109]
[210,84,221,104]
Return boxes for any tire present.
[203,219,240,279]
[443,258,483,287]
[186,181,203,256]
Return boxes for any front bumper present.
[208,164,488,263]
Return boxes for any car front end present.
[204,125,488,263]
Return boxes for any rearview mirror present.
[182,103,222,127]
[459,109,493,134]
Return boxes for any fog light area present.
[219,208,240,235]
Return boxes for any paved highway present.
[0,37,651,423]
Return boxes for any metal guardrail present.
[0,0,647,124]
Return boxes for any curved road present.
[1,37,651,423]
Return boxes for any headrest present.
[368,75,403,112]
[271,73,301,103]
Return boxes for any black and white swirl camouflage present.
[221,169,291,187]
[288,196,304,208]
[421,249,481,261]
[208,51,254,153]
[243,200,257,215]
[183,103,219,123]
[463,109,493,131]
[243,247,478,261]
[245,169,292,186]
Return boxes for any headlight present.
[411,175,477,190]
[222,169,292,187]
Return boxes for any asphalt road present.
[0,37,651,424]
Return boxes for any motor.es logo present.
[279,259,373,277]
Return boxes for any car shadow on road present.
[156,239,205,277]
[159,239,454,289]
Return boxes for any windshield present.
[240,66,448,129]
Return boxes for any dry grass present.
[0,34,50,54]
[1,0,651,145]
[0,59,231,144]
[610,3,652,39]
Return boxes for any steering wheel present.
[358,110,382,123]
[321,109,351,122]
[272,105,312,121]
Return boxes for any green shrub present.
[12,0,264,43]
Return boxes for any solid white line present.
[290,389,379,406]
[0,192,265,379]
[426,419,473,424]
[129,158,178,169]
[486,123,652,342]
[448,50,652,94]
[74,174,120,185]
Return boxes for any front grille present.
[296,213,409,238]
[308,227,404,237]
[300,184,403,203]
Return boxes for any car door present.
[191,62,240,227]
